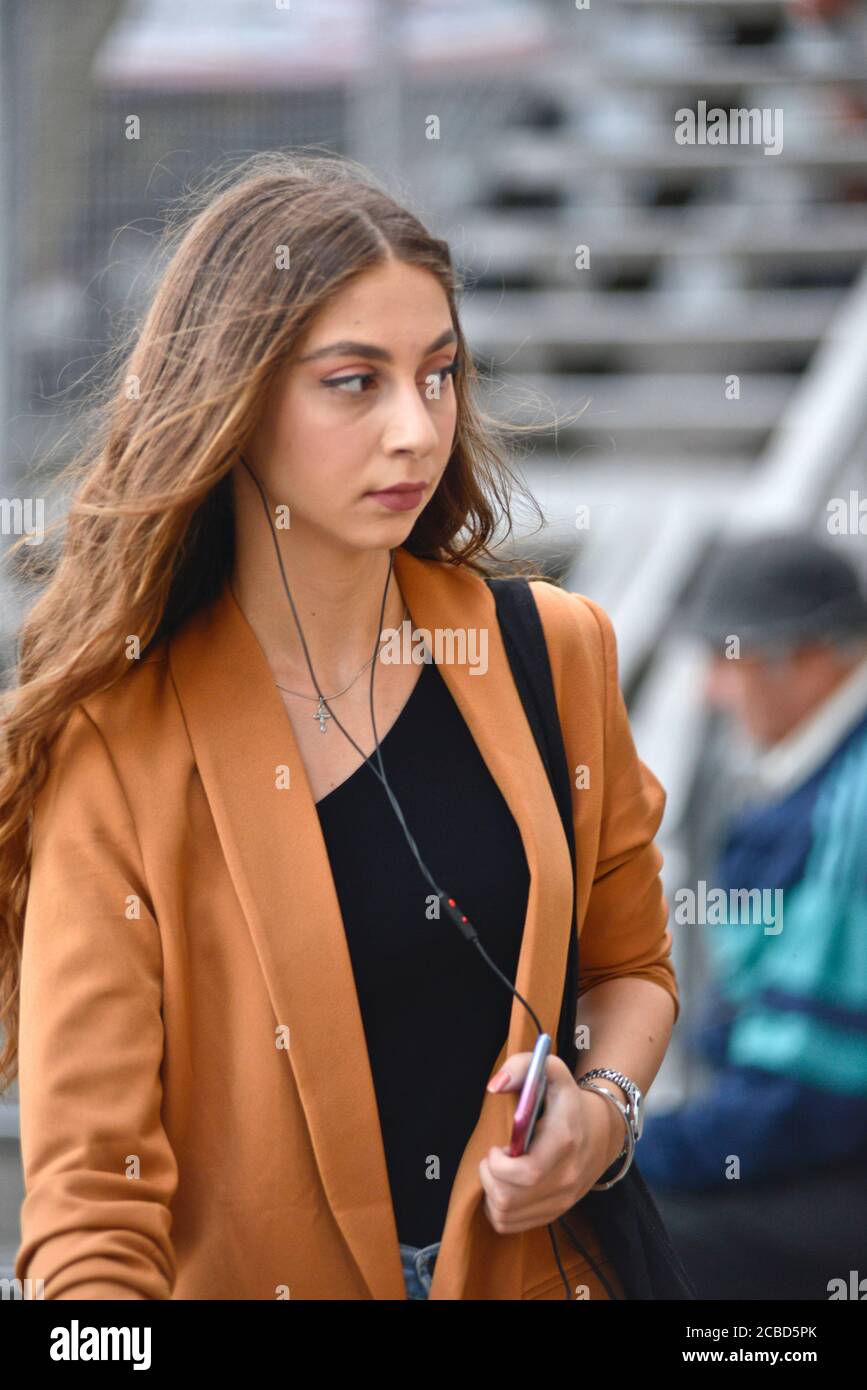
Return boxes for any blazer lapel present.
[169,546,575,1300]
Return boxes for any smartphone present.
[507,1032,551,1157]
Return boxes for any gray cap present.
[682,531,867,652]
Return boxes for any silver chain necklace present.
[275,602,409,733]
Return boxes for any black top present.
[315,657,530,1248]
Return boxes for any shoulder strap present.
[485,576,580,1073]
[486,574,698,1300]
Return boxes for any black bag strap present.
[486,574,698,1300]
[484,576,580,1072]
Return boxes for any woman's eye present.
[323,358,459,396]
[324,372,375,394]
[432,359,460,389]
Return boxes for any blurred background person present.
[639,532,867,1300]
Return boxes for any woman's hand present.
[478,1052,626,1235]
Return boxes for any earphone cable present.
[240,454,544,1030]
[239,453,584,1295]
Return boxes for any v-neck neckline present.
[314,657,432,811]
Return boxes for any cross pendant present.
[314,697,331,733]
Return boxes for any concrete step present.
[485,129,867,180]
[450,205,867,276]
[485,371,793,438]
[460,287,841,366]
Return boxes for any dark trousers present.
[649,1153,867,1300]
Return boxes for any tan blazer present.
[15,545,679,1300]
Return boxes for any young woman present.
[0,151,684,1300]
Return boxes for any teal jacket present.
[640,707,867,1190]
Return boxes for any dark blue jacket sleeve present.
[638,1065,867,1192]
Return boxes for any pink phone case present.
[507,1033,551,1157]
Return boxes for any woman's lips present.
[365,486,426,512]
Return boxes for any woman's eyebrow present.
[297,328,457,364]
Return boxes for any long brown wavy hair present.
[0,147,575,1092]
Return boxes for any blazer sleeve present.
[14,703,178,1299]
[569,593,680,1025]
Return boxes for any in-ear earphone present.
[237,452,619,1300]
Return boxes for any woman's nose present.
[383,377,443,453]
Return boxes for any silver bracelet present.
[577,1079,636,1190]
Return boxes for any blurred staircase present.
[411,0,867,582]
